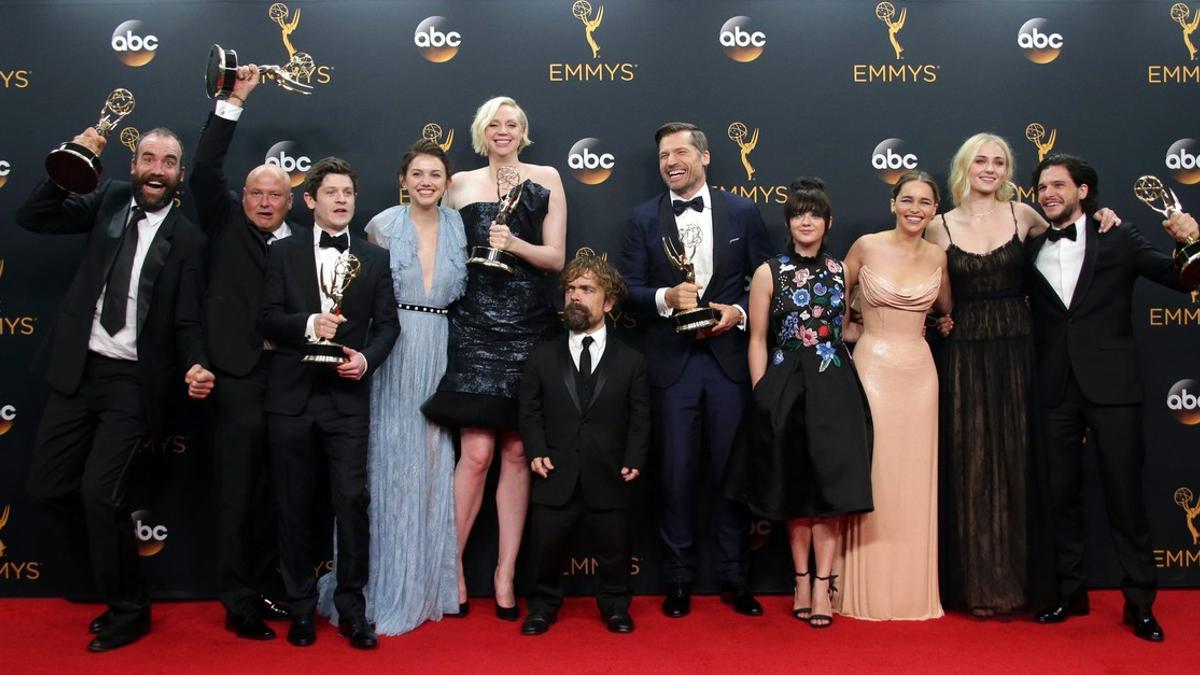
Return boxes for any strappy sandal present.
[792,570,812,620]
[809,573,837,629]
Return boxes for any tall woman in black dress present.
[729,178,873,628]
[423,96,566,619]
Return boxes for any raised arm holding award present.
[45,88,135,194]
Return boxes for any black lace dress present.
[726,252,873,520]
[422,180,557,430]
[936,207,1037,614]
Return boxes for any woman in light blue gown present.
[319,139,467,634]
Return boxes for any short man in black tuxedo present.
[191,64,294,639]
[1027,154,1191,642]
[17,127,214,652]
[518,255,650,636]
[618,122,774,617]
[259,157,399,649]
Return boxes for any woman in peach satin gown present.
[838,170,952,621]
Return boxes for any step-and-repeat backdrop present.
[1,0,1198,598]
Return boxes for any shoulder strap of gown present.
[939,213,953,244]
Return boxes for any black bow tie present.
[1046,224,1077,243]
[319,230,348,253]
[672,196,705,216]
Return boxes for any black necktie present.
[576,336,595,407]
[319,230,348,252]
[100,206,146,335]
[1046,223,1077,243]
[672,196,704,216]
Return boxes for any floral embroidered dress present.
[726,251,874,520]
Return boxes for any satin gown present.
[840,264,944,621]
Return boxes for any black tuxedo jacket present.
[619,187,774,388]
[1026,218,1186,407]
[519,333,650,510]
[258,232,400,416]
[15,179,208,436]
[191,111,303,376]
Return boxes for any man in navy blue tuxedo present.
[618,122,774,617]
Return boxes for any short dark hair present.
[398,139,453,180]
[138,127,184,162]
[654,122,708,154]
[561,252,627,307]
[1032,153,1098,214]
[891,169,941,203]
[784,176,832,222]
[303,156,357,197]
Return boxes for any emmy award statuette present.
[661,231,720,334]
[45,88,136,194]
[466,166,524,275]
[205,43,314,98]
[1134,175,1200,285]
[302,252,362,364]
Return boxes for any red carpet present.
[0,590,1192,673]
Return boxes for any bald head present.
[242,163,294,232]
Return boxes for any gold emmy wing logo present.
[1026,122,1056,162]
[1176,487,1200,544]
[268,2,318,84]
[572,1,604,59]
[1172,3,1200,61]
[422,122,454,152]
[727,122,759,182]
[119,127,140,154]
[876,2,907,60]
[0,504,9,558]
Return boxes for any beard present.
[131,170,181,212]
[563,302,594,332]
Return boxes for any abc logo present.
[719,16,766,63]
[111,20,158,67]
[265,141,311,188]
[748,519,772,551]
[1017,18,1063,64]
[0,404,15,436]
[871,138,919,184]
[414,16,462,63]
[567,138,615,185]
[1168,379,1200,425]
[131,509,168,557]
[1165,138,1200,185]
[0,159,10,189]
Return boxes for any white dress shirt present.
[88,201,172,360]
[1035,213,1087,306]
[304,226,352,339]
[568,323,607,374]
[215,99,243,122]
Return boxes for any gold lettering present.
[0,70,31,88]
[1151,308,1164,326]
[0,561,41,580]
[316,65,333,85]
[620,63,636,81]
[1147,64,1200,84]
[565,63,584,79]
[852,64,868,82]
[549,63,564,81]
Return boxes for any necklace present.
[962,201,999,219]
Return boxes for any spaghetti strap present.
[1008,202,1018,235]
[940,213,953,244]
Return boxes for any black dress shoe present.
[256,596,290,622]
[720,584,764,617]
[495,601,520,622]
[226,612,276,640]
[521,613,554,636]
[88,613,150,653]
[339,617,378,650]
[446,601,470,618]
[88,609,113,634]
[1035,592,1090,624]
[1123,606,1165,642]
[605,612,634,634]
[287,615,316,647]
[662,583,691,618]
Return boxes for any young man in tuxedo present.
[17,126,215,652]
[190,64,294,640]
[518,254,650,636]
[1027,154,1192,642]
[618,122,774,618]
[258,157,399,649]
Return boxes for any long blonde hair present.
[947,132,1016,207]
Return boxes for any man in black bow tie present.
[1027,154,1190,642]
[618,122,773,618]
[259,157,399,649]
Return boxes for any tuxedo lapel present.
[291,235,323,314]
[558,339,582,414]
[589,343,611,410]
[134,210,176,335]
[1028,234,1069,313]
[703,188,730,305]
[1068,220,1099,311]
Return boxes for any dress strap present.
[939,213,953,244]
[1009,201,1018,235]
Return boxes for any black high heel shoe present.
[495,601,520,621]
[809,573,837,629]
[792,570,812,621]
